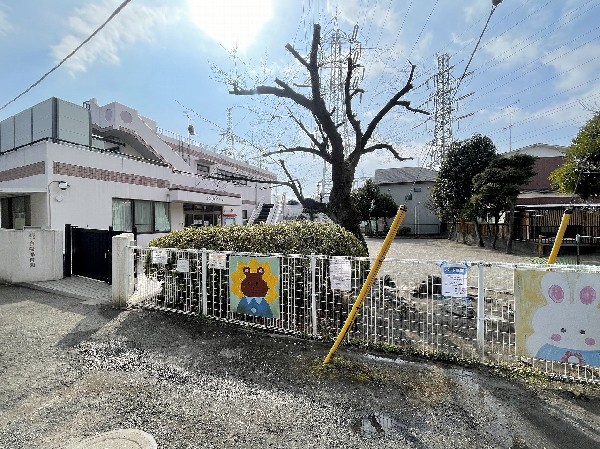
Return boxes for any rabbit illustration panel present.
[515,270,600,366]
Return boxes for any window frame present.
[112,198,170,234]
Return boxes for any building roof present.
[503,143,566,158]
[374,167,437,185]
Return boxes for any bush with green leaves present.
[149,221,368,257]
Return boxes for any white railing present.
[246,201,264,225]
[127,247,600,384]
[267,194,286,224]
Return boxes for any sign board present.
[208,252,227,269]
[330,257,352,291]
[176,259,190,273]
[440,263,468,298]
[152,249,168,265]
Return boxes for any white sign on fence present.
[440,262,469,297]
[208,252,227,269]
[330,257,352,291]
[176,259,190,273]
[152,249,168,265]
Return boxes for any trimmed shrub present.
[148,221,368,257]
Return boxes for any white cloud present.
[0,4,12,35]
[327,0,397,32]
[463,1,489,24]
[51,0,177,75]
[482,33,542,66]
[543,43,600,93]
[187,0,274,51]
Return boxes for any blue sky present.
[1,0,600,196]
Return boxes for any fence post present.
[310,253,317,337]
[477,262,485,359]
[111,233,134,308]
[201,249,208,316]
[64,223,72,278]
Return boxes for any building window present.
[112,199,170,233]
[134,200,153,233]
[197,163,210,175]
[0,196,31,229]
[183,203,223,227]
[217,169,247,186]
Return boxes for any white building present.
[0,97,276,246]
[373,167,441,235]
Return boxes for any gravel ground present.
[1,239,599,448]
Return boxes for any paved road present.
[1,239,599,448]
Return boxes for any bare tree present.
[230,24,428,242]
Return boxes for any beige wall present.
[0,229,63,283]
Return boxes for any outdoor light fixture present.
[492,0,503,6]
[58,181,70,190]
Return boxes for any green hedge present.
[149,221,368,257]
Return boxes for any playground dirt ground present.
[1,238,599,448]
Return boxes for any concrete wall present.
[0,229,63,283]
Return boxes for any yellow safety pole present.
[548,208,572,264]
[323,205,407,365]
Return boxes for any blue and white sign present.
[440,263,469,298]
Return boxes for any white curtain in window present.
[154,202,170,232]
[134,200,153,233]
[112,199,132,232]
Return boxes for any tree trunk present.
[474,217,484,247]
[327,162,366,251]
[447,221,455,240]
[492,214,499,250]
[506,201,515,254]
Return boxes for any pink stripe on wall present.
[0,162,45,182]
[53,162,170,188]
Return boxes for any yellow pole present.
[547,209,572,264]
[323,205,407,365]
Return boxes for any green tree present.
[549,112,600,200]
[471,154,536,252]
[351,179,397,235]
[431,134,497,243]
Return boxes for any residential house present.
[502,143,600,244]
[0,97,276,246]
[373,167,440,235]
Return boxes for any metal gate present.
[64,224,135,283]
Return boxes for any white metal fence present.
[128,246,600,384]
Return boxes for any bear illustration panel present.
[515,270,600,367]
[229,256,280,319]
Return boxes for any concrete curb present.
[64,429,157,449]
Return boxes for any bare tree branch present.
[230,79,314,112]
[396,100,430,115]
[287,110,321,149]
[285,43,309,69]
[344,57,362,144]
[362,143,414,162]
[361,63,428,147]
[345,63,429,165]
[264,144,332,163]
[278,159,305,201]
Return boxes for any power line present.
[0,0,133,113]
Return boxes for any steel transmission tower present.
[428,54,454,168]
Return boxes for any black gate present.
[64,224,136,283]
